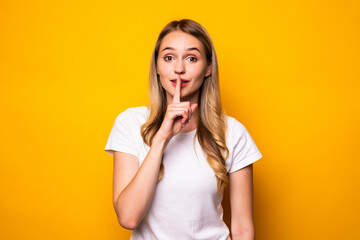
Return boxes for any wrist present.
[152,133,170,149]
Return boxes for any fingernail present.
[188,119,191,123]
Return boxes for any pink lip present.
[171,78,189,82]
[170,79,189,88]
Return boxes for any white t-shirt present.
[105,106,263,240]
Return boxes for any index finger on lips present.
[173,75,181,103]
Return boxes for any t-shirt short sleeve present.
[227,118,263,173]
[104,109,139,158]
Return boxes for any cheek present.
[157,63,169,84]
[157,71,170,89]
[157,61,171,74]
[158,76,168,89]
[189,65,207,79]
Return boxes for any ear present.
[205,62,212,77]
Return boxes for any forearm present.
[232,233,255,240]
[231,225,255,240]
[115,135,168,229]
[232,233,254,240]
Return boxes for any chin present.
[183,89,200,101]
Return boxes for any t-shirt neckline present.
[176,128,197,136]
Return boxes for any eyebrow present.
[162,47,201,54]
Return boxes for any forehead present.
[159,30,204,52]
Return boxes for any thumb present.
[191,103,198,112]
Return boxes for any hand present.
[155,75,198,142]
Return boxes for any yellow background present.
[1,0,359,239]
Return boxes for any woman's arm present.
[112,135,167,230]
[229,164,255,240]
[112,77,197,230]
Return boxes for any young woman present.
[105,19,263,240]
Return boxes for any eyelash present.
[164,56,198,62]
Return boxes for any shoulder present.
[115,106,149,123]
[225,115,248,139]
[224,115,257,147]
[112,106,150,133]
[224,114,262,172]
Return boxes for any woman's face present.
[156,30,212,103]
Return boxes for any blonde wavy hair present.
[140,19,229,193]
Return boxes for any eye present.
[164,56,173,61]
[188,56,197,62]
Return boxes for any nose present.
[174,60,185,74]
